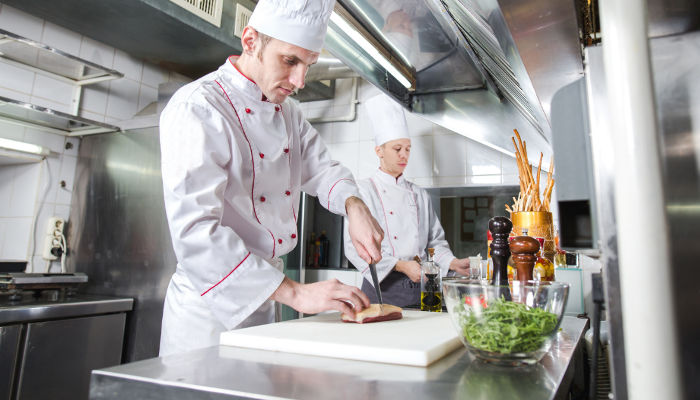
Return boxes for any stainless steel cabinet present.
[15,313,126,400]
[0,324,21,399]
[0,295,132,400]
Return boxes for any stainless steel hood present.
[326,0,586,164]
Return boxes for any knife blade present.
[368,263,383,307]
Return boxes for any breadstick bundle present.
[505,129,555,215]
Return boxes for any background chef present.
[158,0,383,356]
[344,94,470,308]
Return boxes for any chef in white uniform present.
[159,0,383,356]
[344,94,469,307]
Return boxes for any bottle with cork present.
[420,248,442,312]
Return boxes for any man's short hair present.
[257,31,273,61]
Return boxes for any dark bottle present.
[318,230,330,268]
[306,232,317,268]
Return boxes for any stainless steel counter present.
[0,294,133,324]
[90,316,588,400]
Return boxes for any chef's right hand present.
[395,260,421,283]
[345,196,383,264]
[271,277,370,319]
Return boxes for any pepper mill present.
[509,236,540,283]
[488,217,512,288]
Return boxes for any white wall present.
[0,3,187,271]
[299,79,520,186]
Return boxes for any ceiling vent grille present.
[169,0,223,27]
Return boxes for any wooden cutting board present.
[219,310,462,367]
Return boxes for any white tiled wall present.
[0,3,189,271]
[298,79,518,186]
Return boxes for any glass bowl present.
[443,279,569,365]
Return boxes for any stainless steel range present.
[0,272,88,302]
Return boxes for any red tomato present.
[464,295,488,308]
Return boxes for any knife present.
[368,264,383,308]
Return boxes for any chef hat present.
[365,94,411,146]
[248,0,336,53]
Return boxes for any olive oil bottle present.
[420,248,442,312]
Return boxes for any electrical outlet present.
[42,217,65,261]
[234,3,252,38]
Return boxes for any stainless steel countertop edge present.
[91,369,288,400]
[0,296,133,324]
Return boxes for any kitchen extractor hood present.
[5,0,579,162]
[323,0,587,165]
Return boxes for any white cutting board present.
[220,310,462,367]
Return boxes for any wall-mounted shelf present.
[0,28,123,85]
[0,29,123,138]
[0,96,120,137]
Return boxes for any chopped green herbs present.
[458,297,558,354]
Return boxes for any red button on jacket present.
[260,196,266,202]
[285,190,291,196]
[291,234,297,239]
[278,238,283,244]
[245,108,251,114]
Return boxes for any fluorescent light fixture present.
[330,12,412,89]
[0,137,50,156]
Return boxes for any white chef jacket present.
[159,56,359,355]
[344,169,456,285]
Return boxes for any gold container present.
[511,212,555,261]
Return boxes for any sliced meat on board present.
[341,304,403,323]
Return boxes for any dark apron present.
[361,270,420,308]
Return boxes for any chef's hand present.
[271,277,370,318]
[395,260,421,283]
[449,258,471,276]
[345,196,383,264]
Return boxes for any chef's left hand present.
[271,277,370,318]
[345,196,384,264]
[449,258,470,276]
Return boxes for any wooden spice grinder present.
[509,236,540,283]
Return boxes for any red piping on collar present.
[228,56,256,84]
[228,56,268,102]
[214,79,276,258]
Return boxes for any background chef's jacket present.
[160,56,359,331]
[344,169,456,285]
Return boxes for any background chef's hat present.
[366,94,411,146]
[248,0,336,53]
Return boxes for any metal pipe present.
[598,1,682,399]
[307,77,359,124]
[305,57,359,81]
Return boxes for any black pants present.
[361,270,420,308]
